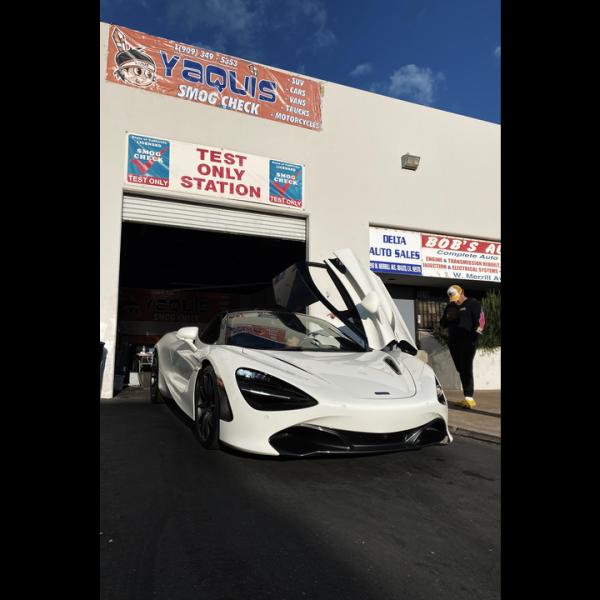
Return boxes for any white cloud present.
[350,63,373,77]
[167,0,335,58]
[383,64,445,105]
[302,0,336,48]
[193,34,227,54]
[314,29,336,48]
[494,46,501,58]
[168,0,268,59]
[283,0,335,50]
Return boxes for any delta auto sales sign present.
[125,133,305,209]
[105,24,322,131]
[370,227,501,282]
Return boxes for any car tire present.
[194,365,221,450]
[150,351,164,404]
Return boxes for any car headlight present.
[235,368,318,411]
[435,377,447,405]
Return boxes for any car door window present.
[216,315,229,345]
[307,265,348,313]
[199,314,222,344]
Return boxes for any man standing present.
[439,285,485,409]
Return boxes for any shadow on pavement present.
[101,388,500,600]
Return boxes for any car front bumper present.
[268,417,450,457]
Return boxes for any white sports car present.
[151,248,452,456]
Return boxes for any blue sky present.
[100,0,500,124]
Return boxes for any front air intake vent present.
[384,357,401,375]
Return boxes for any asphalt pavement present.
[100,392,500,600]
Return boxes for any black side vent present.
[384,357,401,375]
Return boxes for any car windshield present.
[224,311,367,352]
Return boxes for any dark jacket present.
[440,297,485,342]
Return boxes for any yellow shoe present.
[457,397,477,409]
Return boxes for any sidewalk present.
[445,389,501,444]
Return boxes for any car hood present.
[240,347,417,399]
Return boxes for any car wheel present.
[150,351,164,404]
[194,365,220,449]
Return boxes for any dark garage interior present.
[114,221,306,390]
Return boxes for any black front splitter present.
[269,418,450,457]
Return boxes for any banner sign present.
[125,133,305,209]
[369,228,423,275]
[106,24,322,131]
[420,233,501,281]
[370,227,501,282]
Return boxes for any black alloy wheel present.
[150,351,163,404]
[194,365,221,449]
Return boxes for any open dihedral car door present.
[273,248,416,351]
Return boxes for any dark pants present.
[448,337,478,397]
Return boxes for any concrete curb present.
[449,403,500,418]
[449,426,501,445]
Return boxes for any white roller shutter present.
[122,195,306,241]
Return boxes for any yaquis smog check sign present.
[105,24,322,131]
[125,133,305,210]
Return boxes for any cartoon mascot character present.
[112,27,157,88]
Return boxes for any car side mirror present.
[176,327,199,345]
[361,291,380,315]
[397,340,417,355]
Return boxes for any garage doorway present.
[114,219,306,391]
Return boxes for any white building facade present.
[100,22,500,398]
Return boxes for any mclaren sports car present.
[151,248,452,456]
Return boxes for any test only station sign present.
[125,133,305,210]
[369,226,501,282]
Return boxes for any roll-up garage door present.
[122,195,306,241]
